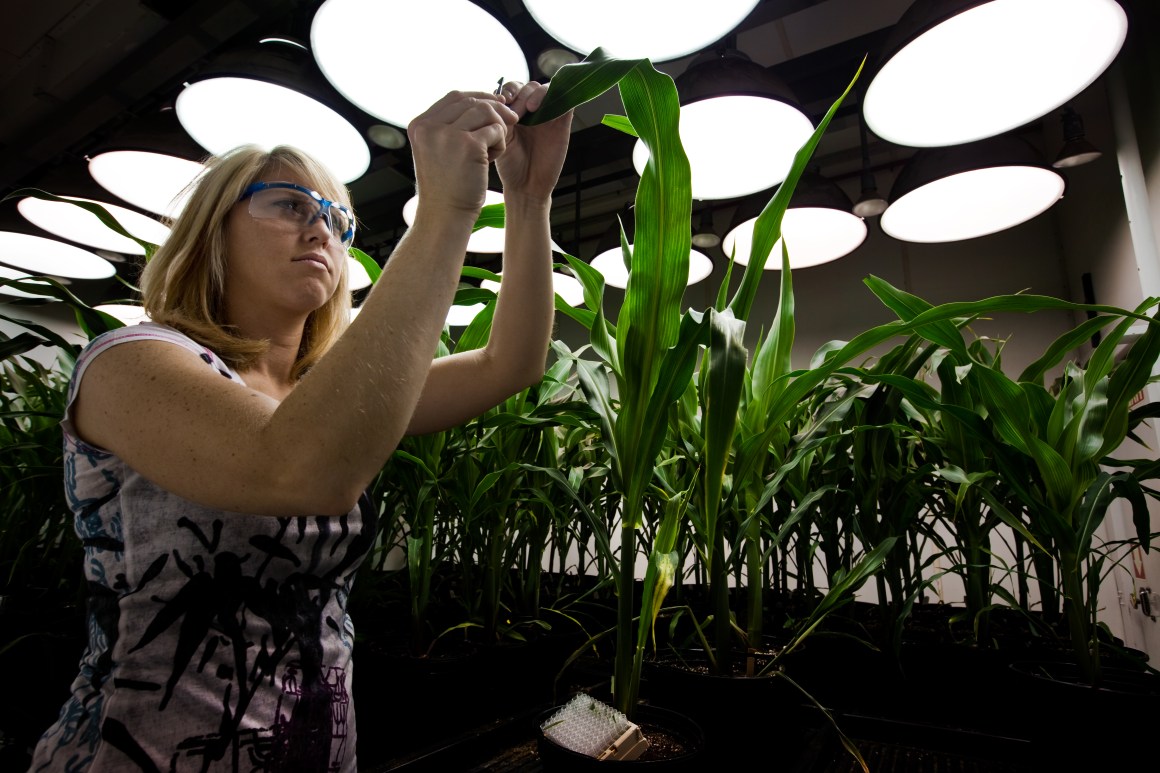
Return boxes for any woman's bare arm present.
[73,91,522,517]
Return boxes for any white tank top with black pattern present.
[30,322,372,773]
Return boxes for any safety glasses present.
[239,181,355,248]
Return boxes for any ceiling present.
[0,0,1075,302]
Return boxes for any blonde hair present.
[139,145,353,381]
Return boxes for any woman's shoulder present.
[71,322,237,393]
[77,321,237,374]
[63,322,239,442]
[81,320,206,358]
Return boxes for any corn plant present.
[865,278,1160,684]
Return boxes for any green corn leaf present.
[390,449,441,482]
[0,276,121,341]
[859,371,989,438]
[749,245,795,423]
[4,188,159,259]
[562,254,618,368]
[555,297,596,331]
[0,311,81,360]
[604,58,690,519]
[975,488,1047,551]
[454,299,496,352]
[575,359,621,473]
[459,266,502,283]
[863,274,967,356]
[562,253,606,314]
[1105,310,1160,434]
[701,308,747,545]
[864,277,1158,328]
[452,287,496,307]
[1072,378,1111,466]
[469,464,520,509]
[348,247,381,285]
[729,56,864,319]
[1076,472,1120,554]
[0,332,52,362]
[1085,313,1143,390]
[473,202,505,232]
[1019,315,1124,383]
[779,536,897,658]
[521,48,644,126]
[617,60,690,398]
[601,114,638,137]
[622,310,709,526]
[520,462,616,569]
[1117,476,1153,550]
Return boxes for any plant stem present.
[615,518,638,716]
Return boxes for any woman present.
[30,81,572,772]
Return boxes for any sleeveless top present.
[30,322,375,773]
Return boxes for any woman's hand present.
[407,90,520,220]
[494,81,574,203]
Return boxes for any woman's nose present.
[305,211,335,242]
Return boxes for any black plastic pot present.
[535,702,704,772]
[1008,658,1160,766]
[641,650,821,755]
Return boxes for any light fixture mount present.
[1053,107,1103,168]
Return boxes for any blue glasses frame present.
[239,181,355,248]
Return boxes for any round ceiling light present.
[17,196,170,255]
[0,232,117,280]
[347,256,371,291]
[403,190,507,253]
[95,303,151,326]
[175,77,370,183]
[446,303,487,328]
[880,135,1066,243]
[88,151,206,218]
[480,271,586,307]
[590,245,714,289]
[351,300,486,327]
[312,0,529,129]
[881,167,1065,243]
[521,0,760,62]
[723,208,868,270]
[863,0,1128,147]
[633,97,814,200]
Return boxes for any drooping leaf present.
[522,48,644,126]
[601,114,638,137]
[3,188,158,258]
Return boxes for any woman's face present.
[222,167,348,322]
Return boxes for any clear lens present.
[247,186,354,246]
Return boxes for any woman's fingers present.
[407,90,522,214]
[422,91,516,129]
[451,97,518,134]
[498,81,547,117]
